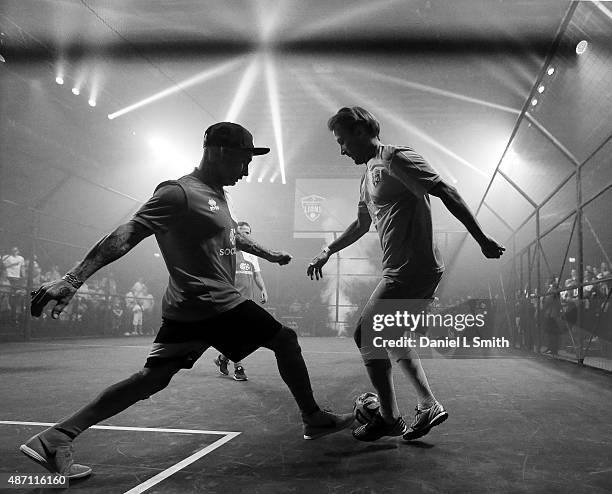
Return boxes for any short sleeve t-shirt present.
[235,251,261,300]
[133,171,245,321]
[359,145,444,279]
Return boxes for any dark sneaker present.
[352,413,408,442]
[20,431,92,479]
[214,355,229,376]
[233,366,248,381]
[403,402,448,441]
[303,409,355,440]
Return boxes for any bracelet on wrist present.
[322,246,331,256]
[62,273,83,289]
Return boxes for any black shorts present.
[355,272,443,348]
[145,300,282,368]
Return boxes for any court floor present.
[1,336,611,493]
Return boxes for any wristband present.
[62,272,83,290]
[322,246,331,256]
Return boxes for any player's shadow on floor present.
[400,440,435,449]
[324,443,398,458]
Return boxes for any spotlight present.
[576,40,588,55]
[531,98,538,107]
[88,99,96,107]
[537,85,545,94]
[270,177,276,183]
[257,177,263,183]
[72,87,80,95]
[55,76,64,85]
[153,253,161,258]
[547,67,555,76]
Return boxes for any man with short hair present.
[308,107,505,442]
[214,220,268,381]
[22,122,353,481]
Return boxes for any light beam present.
[108,58,244,120]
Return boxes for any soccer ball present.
[353,392,380,424]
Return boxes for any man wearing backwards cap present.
[23,122,354,480]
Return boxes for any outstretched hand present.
[30,279,77,319]
[269,251,292,265]
[480,236,506,259]
[307,250,330,280]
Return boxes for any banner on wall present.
[293,178,361,237]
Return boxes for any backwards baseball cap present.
[203,122,270,156]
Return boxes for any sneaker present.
[352,413,408,442]
[403,402,448,441]
[303,409,355,440]
[233,366,248,381]
[20,431,92,479]
[214,355,229,376]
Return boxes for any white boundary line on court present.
[1,420,241,493]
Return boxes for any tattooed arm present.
[235,233,292,265]
[31,220,153,318]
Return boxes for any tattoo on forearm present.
[236,233,275,259]
[72,222,150,280]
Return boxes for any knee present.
[134,367,175,400]
[266,326,301,354]
[363,355,392,371]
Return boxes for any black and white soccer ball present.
[353,392,380,425]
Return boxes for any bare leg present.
[49,361,182,440]
[393,348,436,407]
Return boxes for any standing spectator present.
[543,277,562,356]
[24,255,42,286]
[131,301,143,336]
[2,246,25,287]
[131,277,146,297]
[110,298,124,335]
[0,264,12,323]
[597,262,610,299]
[103,271,118,297]
[140,286,155,335]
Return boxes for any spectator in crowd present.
[101,271,118,297]
[140,286,155,335]
[2,246,25,287]
[131,300,143,336]
[24,255,42,286]
[131,277,146,297]
[110,298,124,335]
[124,289,136,310]
[542,277,562,356]
[0,264,12,322]
[597,262,610,299]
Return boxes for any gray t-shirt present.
[359,145,444,279]
[133,171,245,321]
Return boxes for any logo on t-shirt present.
[208,199,220,211]
[239,262,252,272]
[371,168,382,187]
